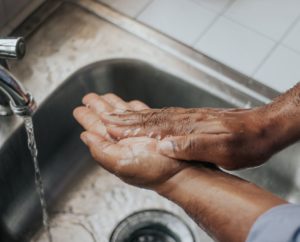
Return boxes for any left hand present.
[73,93,188,189]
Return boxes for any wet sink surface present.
[1,59,300,242]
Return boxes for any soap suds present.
[133,128,141,136]
[148,132,154,138]
[124,129,132,137]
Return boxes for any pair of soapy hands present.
[73,93,273,190]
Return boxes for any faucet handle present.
[0,37,26,60]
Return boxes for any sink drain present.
[110,209,195,242]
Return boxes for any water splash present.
[24,116,53,242]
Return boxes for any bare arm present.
[156,166,286,242]
[261,82,300,152]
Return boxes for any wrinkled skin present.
[73,93,188,189]
[98,105,274,170]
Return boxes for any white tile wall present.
[224,0,300,41]
[191,0,233,14]
[283,21,300,53]
[99,0,151,17]
[98,0,300,93]
[254,46,300,91]
[195,17,275,75]
[138,0,217,45]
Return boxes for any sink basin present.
[0,59,299,242]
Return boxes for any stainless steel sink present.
[0,1,299,242]
[0,59,299,242]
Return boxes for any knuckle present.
[73,107,84,117]
[84,93,99,103]
[129,100,140,104]
[104,93,120,101]
[84,92,97,99]
[103,92,114,97]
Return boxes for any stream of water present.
[24,117,53,242]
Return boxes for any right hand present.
[99,103,276,170]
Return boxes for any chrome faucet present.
[0,37,36,116]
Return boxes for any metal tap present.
[0,37,36,116]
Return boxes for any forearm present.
[261,82,300,151]
[156,166,286,242]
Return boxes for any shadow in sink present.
[0,59,298,242]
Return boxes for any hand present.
[73,93,188,189]
[98,103,275,170]
[73,93,287,242]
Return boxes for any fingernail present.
[80,133,89,145]
[158,140,173,153]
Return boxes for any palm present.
[111,136,185,187]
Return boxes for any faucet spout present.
[0,66,36,116]
[0,37,36,116]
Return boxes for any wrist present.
[154,165,218,198]
[153,166,199,197]
[258,101,300,153]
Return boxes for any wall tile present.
[254,45,300,92]
[138,0,216,45]
[195,17,275,76]
[224,0,300,41]
[283,20,300,53]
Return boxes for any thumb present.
[158,134,228,165]
[158,135,197,161]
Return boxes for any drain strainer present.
[110,209,195,242]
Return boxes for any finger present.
[73,106,113,141]
[101,93,130,111]
[99,107,205,126]
[158,134,232,167]
[106,124,161,140]
[128,100,149,111]
[82,93,114,115]
[99,109,155,126]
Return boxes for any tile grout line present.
[191,0,237,47]
[281,43,300,57]
[222,15,276,43]
[134,0,154,19]
[251,14,300,77]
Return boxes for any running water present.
[24,117,53,242]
